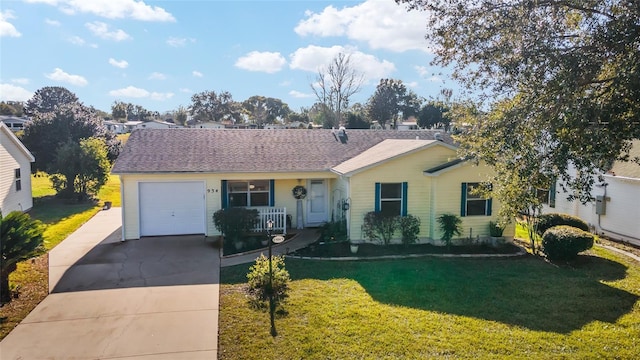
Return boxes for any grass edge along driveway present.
[219,248,640,359]
[0,175,121,340]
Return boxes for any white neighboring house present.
[135,120,181,130]
[543,140,640,243]
[103,120,127,134]
[193,121,225,129]
[0,122,34,214]
[0,116,31,132]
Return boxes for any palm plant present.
[437,213,462,251]
[1,211,44,304]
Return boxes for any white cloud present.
[0,10,21,37]
[415,65,429,77]
[85,21,131,41]
[289,45,396,82]
[289,90,313,98]
[406,81,418,88]
[108,85,173,101]
[427,75,443,82]
[26,0,175,22]
[166,36,195,47]
[295,0,430,53]
[179,88,192,93]
[11,78,29,85]
[68,35,85,45]
[109,58,129,68]
[148,72,166,80]
[192,70,203,78]
[45,68,88,86]
[0,84,32,102]
[45,18,61,26]
[235,51,286,74]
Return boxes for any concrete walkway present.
[220,228,320,267]
[0,208,220,360]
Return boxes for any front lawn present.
[219,248,640,359]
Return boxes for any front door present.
[306,179,328,225]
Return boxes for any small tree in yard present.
[398,215,421,245]
[1,211,44,304]
[50,137,111,201]
[437,213,462,251]
[247,254,290,309]
[212,208,259,246]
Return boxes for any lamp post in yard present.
[266,219,276,336]
[266,218,285,337]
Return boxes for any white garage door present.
[139,182,206,237]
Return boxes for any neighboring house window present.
[15,168,21,191]
[460,182,492,216]
[374,182,408,216]
[536,181,556,208]
[221,180,274,208]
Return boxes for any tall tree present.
[311,53,364,127]
[111,101,128,121]
[1,211,44,304]
[190,90,241,124]
[174,105,188,126]
[242,96,291,127]
[418,102,450,130]
[398,0,640,206]
[21,103,120,173]
[24,86,79,117]
[367,79,420,128]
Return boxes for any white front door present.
[306,179,328,225]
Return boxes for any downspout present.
[597,184,640,242]
[120,175,126,242]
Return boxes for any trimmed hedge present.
[541,225,594,261]
[535,213,589,237]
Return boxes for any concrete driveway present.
[0,208,220,359]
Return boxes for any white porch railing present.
[251,207,287,235]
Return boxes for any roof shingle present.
[112,129,455,174]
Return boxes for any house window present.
[15,168,21,191]
[536,181,556,208]
[224,180,272,207]
[375,182,408,216]
[461,182,492,216]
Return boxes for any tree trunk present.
[0,263,17,304]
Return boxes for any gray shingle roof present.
[112,129,455,174]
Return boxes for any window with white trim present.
[15,168,21,192]
[375,182,407,216]
[228,180,270,207]
[461,182,492,216]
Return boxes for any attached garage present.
[138,181,206,237]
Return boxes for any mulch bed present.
[293,241,523,258]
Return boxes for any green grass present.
[29,174,121,250]
[219,249,640,359]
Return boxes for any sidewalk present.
[221,228,320,267]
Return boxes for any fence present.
[252,207,287,235]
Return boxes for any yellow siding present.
[120,172,338,239]
[431,162,514,241]
[347,145,456,242]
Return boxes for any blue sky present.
[0,0,457,114]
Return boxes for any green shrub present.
[213,207,259,246]
[362,211,398,245]
[398,215,421,245]
[541,225,594,261]
[319,219,347,242]
[246,254,290,309]
[535,213,589,237]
